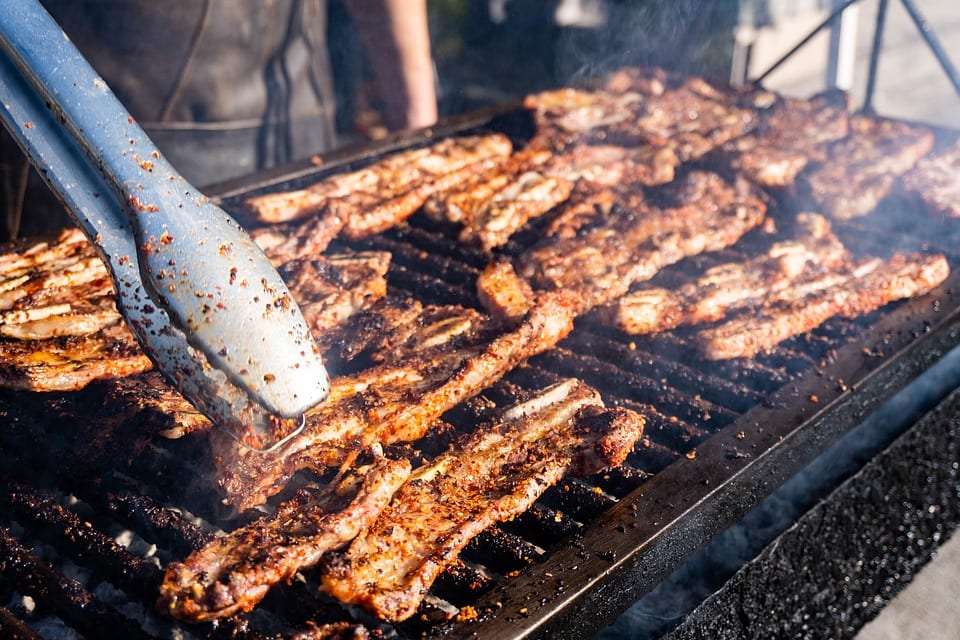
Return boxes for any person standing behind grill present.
[0,0,437,240]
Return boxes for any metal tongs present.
[0,1,329,452]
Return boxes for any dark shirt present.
[41,0,338,187]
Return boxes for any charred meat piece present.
[460,170,574,251]
[799,114,934,219]
[251,212,348,265]
[241,134,513,224]
[0,323,153,391]
[423,149,553,225]
[216,291,580,511]
[542,180,619,239]
[513,171,768,312]
[320,378,645,622]
[900,139,960,219]
[698,251,950,360]
[598,212,848,334]
[720,90,851,187]
[0,229,153,390]
[628,76,758,161]
[476,258,536,326]
[278,252,391,335]
[523,87,647,150]
[159,455,411,622]
[543,143,678,187]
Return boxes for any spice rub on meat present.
[900,138,960,219]
[241,133,514,225]
[0,228,151,391]
[597,212,848,334]
[159,454,411,622]
[798,114,934,220]
[216,291,580,511]
[320,378,645,622]
[718,90,852,187]
[697,251,950,360]
[505,171,768,314]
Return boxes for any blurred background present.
[335,0,960,142]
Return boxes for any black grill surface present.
[3,109,960,639]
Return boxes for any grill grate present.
[4,112,960,639]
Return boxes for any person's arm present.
[342,0,438,131]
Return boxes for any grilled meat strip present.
[629,76,758,161]
[0,231,390,392]
[799,114,934,220]
[544,143,678,187]
[241,134,513,224]
[216,291,580,511]
[512,171,768,312]
[698,251,950,360]
[423,149,553,224]
[0,229,152,390]
[460,170,574,250]
[900,139,960,219]
[159,455,411,622]
[320,378,645,622]
[597,212,848,334]
[278,252,390,334]
[719,90,851,187]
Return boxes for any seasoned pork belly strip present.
[159,455,411,622]
[799,114,933,220]
[513,171,768,313]
[698,252,950,360]
[597,212,847,334]
[241,134,513,224]
[460,170,574,250]
[0,323,153,391]
[720,90,851,187]
[216,291,580,511]
[320,378,646,622]
[0,232,389,392]
[900,139,960,219]
[278,252,390,334]
[628,76,758,161]
[423,149,553,224]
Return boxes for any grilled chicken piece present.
[799,114,934,220]
[900,139,960,219]
[698,252,950,360]
[597,212,848,334]
[720,90,851,187]
[514,171,768,312]
[320,378,645,622]
[241,134,513,224]
[159,455,411,622]
[216,291,581,511]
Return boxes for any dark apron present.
[23,0,337,188]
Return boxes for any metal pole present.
[899,0,960,99]
[863,0,889,113]
[753,0,862,86]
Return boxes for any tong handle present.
[0,0,329,451]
